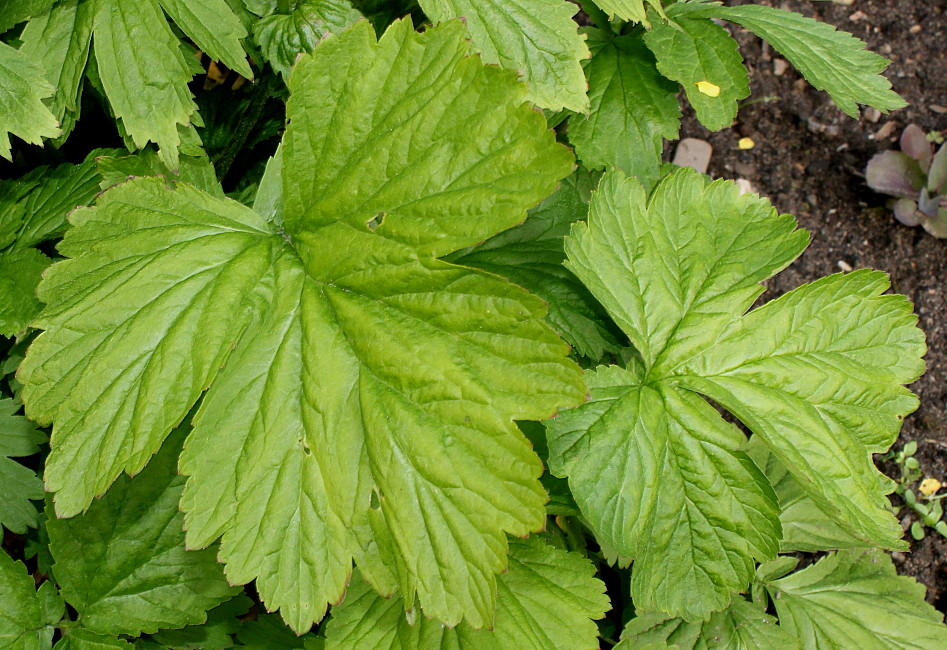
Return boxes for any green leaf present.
[157,0,253,78]
[418,0,591,112]
[18,0,95,145]
[764,550,947,649]
[546,368,780,620]
[95,149,224,198]
[0,42,60,160]
[324,537,609,650]
[552,168,923,620]
[618,598,801,649]
[0,398,46,534]
[53,630,133,650]
[150,594,253,649]
[46,427,238,637]
[448,167,622,360]
[692,4,905,118]
[643,16,749,131]
[22,19,583,633]
[235,613,312,648]
[0,156,104,337]
[0,552,62,649]
[0,0,55,33]
[746,436,871,553]
[253,0,362,79]
[593,0,665,25]
[568,29,680,185]
[15,157,104,248]
[92,0,199,170]
[0,248,51,338]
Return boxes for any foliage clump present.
[0,1,943,648]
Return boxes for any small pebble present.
[735,178,757,196]
[837,260,853,272]
[773,58,788,76]
[892,552,906,563]
[909,24,923,35]
[734,162,756,176]
[930,105,947,114]
[873,121,898,140]
[738,137,755,150]
[672,138,713,174]
[849,10,867,22]
[864,107,882,123]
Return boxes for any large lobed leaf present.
[20,19,584,633]
[548,168,924,621]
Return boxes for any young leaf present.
[568,29,680,186]
[0,398,46,534]
[46,427,239,637]
[92,1,199,170]
[21,19,584,633]
[763,550,947,648]
[643,16,749,131]
[418,0,591,112]
[157,0,253,78]
[323,537,609,650]
[447,167,622,360]
[551,168,924,620]
[0,42,60,160]
[690,4,906,117]
[617,598,801,649]
[18,0,95,144]
[0,551,62,649]
[746,436,872,553]
[253,0,362,80]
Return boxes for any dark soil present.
[676,0,947,606]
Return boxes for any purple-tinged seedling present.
[866,124,947,237]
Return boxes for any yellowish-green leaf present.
[418,0,590,112]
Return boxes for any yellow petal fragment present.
[920,478,942,497]
[738,137,755,150]
[695,81,721,97]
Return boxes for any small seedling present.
[885,441,947,540]
[866,124,947,237]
